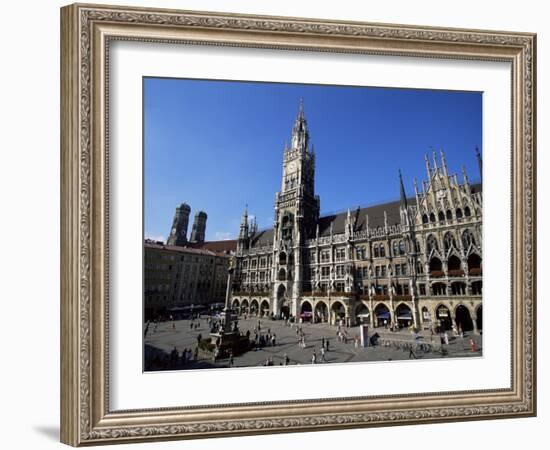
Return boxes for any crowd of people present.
[145,310,481,371]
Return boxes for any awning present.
[376,312,390,319]
[397,314,412,320]
[357,313,370,318]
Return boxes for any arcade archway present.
[476,305,483,332]
[260,299,270,317]
[455,304,474,332]
[355,303,370,325]
[395,303,413,328]
[331,301,346,326]
[300,301,313,322]
[314,301,328,323]
[374,303,391,328]
[435,304,452,331]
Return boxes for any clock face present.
[287,161,296,172]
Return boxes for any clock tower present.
[272,100,320,318]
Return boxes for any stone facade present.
[229,102,483,333]
[144,242,231,320]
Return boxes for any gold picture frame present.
[60,3,536,446]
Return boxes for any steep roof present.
[144,242,231,258]
[245,181,482,243]
[249,229,274,248]
[187,239,237,254]
[317,197,413,237]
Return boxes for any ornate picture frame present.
[60,3,536,446]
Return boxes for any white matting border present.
[109,41,511,411]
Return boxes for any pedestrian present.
[321,337,325,348]
[444,332,449,345]
[321,346,326,362]
[409,346,417,359]
[284,353,290,366]
[144,321,150,338]
[181,348,188,365]
[194,346,199,360]
[190,321,194,330]
[197,333,202,345]
[229,351,234,367]
[311,350,317,364]
[325,339,329,352]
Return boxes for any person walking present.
[283,353,289,366]
[320,346,326,363]
[311,350,317,364]
[409,346,417,359]
[325,339,330,352]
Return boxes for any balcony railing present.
[469,268,482,276]
[393,294,413,301]
[430,270,445,278]
[372,294,390,301]
[447,269,465,277]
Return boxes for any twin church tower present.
[167,204,208,246]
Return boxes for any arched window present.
[416,261,424,274]
[438,211,445,222]
[399,240,406,255]
[414,240,421,253]
[279,252,287,265]
[446,210,453,220]
[373,244,379,258]
[432,282,446,295]
[392,241,399,257]
[379,244,386,257]
[429,257,442,274]
[447,255,462,272]
[426,234,439,253]
[464,206,471,217]
[422,214,429,224]
[467,254,482,274]
[462,229,476,248]
[429,213,436,223]
[444,232,457,252]
[456,208,463,219]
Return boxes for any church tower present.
[167,203,191,246]
[189,211,207,243]
[272,100,320,318]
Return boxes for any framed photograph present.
[60,3,536,446]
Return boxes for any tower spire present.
[291,98,309,152]
[399,169,408,209]
[440,148,448,176]
[425,154,432,180]
[239,204,249,239]
[476,146,482,181]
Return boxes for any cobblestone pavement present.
[144,317,482,371]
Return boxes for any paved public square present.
[144,316,482,371]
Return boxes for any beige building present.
[144,241,232,319]
[230,102,483,334]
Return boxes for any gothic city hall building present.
[229,102,483,334]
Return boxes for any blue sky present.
[144,78,482,242]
